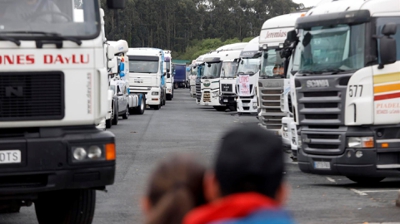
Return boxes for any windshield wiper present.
[0,35,21,46]
[301,68,347,75]
[0,31,82,46]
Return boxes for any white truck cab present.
[218,43,248,111]
[164,50,174,100]
[287,0,400,183]
[257,12,304,136]
[236,37,261,114]
[127,48,165,110]
[0,0,124,221]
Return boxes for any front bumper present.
[131,87,160,106]
[219,94,236,106]
[200,90,222,106]
[237,96,258,113]
[298,126,400,177]
[0,126,115,198]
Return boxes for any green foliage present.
[101,0,302,60]
[243,37,255,42]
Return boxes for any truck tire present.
[213,106,227,111]
[151,105,161,110]
[166,94,172,101]
[35,189,96,224]
[130,97,145,115]
[346,176,385,184]
[105,118,112,129]
[112,105,118,125]
[174,83,179,89]
[122,106,129,119]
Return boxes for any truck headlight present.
[282,124,288,132]
[347,137,374,148]
[297,137,302,147]
[73,147,87,161]
[152,92,159,96]
[212,92,218,97]
[88,146,102,159]
[71,144,114,163]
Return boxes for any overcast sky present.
[292,0,322,7]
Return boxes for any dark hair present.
[215,125,284,199]
[145,155,206,224]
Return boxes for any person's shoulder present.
[211,208,295,224]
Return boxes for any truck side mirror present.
[108,60,115,69]
[107,0,125,9]
[286,30,298,43]
[107,45,115,60]
[382,23,397,36]
[379,23,397,69]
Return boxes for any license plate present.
[242,103,249,107]
[314,161,331,170]
[0,150,21,164]
[223,99,228,103]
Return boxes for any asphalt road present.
[1,89,400,224]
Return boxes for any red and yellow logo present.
[373,72,400,101]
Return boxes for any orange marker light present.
[362,137,374,148]
[105,143,116,161]
[381,143,389,148]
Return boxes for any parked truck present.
[164,50,174,100]
[236,37,261,114]
[127,48,165,110]
[0,0,124,222]
[257,12,304,138]
[218,43,248,111]
[286,0,400,183]
[173,63,187,88]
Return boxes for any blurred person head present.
[204,124,287,204]
[183,125,292,224]
[142,155,207,224]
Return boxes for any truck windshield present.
[0,0,99,39]
[197,65,204,78]
[221,61,238,78]
[237,58,260,75]
[129,60,159,73]
[260,49,285,78]
[203,62,221,79]
[299,24,365,74]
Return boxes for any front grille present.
[301,130,345,155]
[304,103,338,108]
[258,79,284,129]
[221,84,233,92]
[305,114,338,120]
[0,72,64,121]
[203,91,211,102]
[196,79,201,102]
[296,74,351,127]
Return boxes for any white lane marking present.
[350,188,368,196]
[326,177,336,183]
[362,190,400,193]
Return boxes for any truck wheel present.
[131,97,145,115]
[166,94,172,101]
[35,189,96,224]
[151,105,161,110]
[346,176,385,184]
[213,106,227,111]
[122,106,129,119]
[105,118,112,129]
[228,105,236,111]
[112,105,118,125]
[174,83,178,89]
